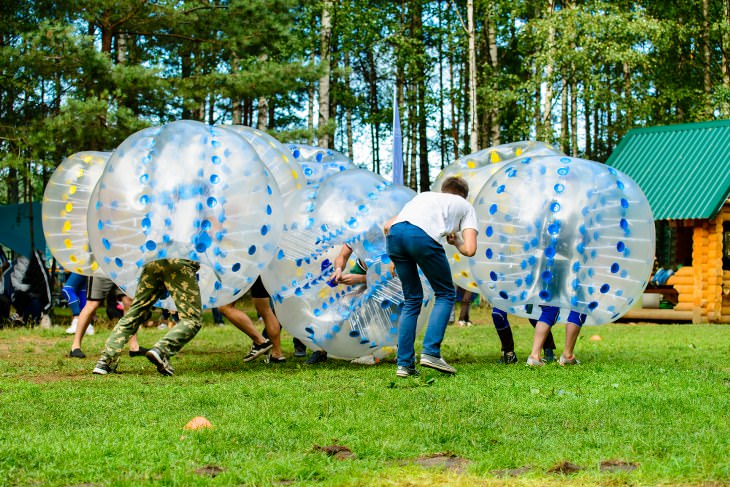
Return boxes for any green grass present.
[0,304,728,486]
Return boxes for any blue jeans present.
[387,222,456,367]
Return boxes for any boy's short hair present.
[441,177,469,198]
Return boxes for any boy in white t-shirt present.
[383,177,478,378]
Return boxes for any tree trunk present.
[487,4,500,145]
[437,0,446,169]
[344,50,353,158]
[702,0,712,118]
[540,0,555,142]
[257,96,268,130]
[570,79,578,157]
[413,2,429,191]
[720,0,730,118]
[449,45,459,160]
[584,85,592,159]
[560,78,568,153]
[231,57,242,124]
[467,0,478,152]
[318,0,333,148]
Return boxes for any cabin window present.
[722,222,730,271]
[674,226,693,267]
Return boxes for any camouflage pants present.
[101,259,202,365]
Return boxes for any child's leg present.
[492,308,514,352]
[529,306,559,362]
[562,311,586,359]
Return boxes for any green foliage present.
[2,0,729,201]
[0,308,728,485]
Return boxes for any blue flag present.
[392,93,404,185]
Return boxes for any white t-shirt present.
[393,192,478,244]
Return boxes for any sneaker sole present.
[145,350,174,376]
[419,359,456,375]
[92,367,109,375]
[243,343,274,362]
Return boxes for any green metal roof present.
[607,119,730,220]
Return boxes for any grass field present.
[0,303,728,486]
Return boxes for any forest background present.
[2,0,729,204]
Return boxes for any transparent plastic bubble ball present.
[287,144,355,186]
[42,151,110,276]
[432,141,564,292]
[261,170,429,360]
[224,125,304,198]
[470,155,655,324]
[88,120,283,309]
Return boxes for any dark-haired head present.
[441,177,469,198]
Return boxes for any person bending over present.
[384,176,478,378]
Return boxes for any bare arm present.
[383,216,397,236]
[447,228,477,257]
[333,245,353,282]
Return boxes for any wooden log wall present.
[667,266,695,312]
[722,269,730,322]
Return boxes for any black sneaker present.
[92,359,114,375]
[129,346,150,358]
[305,350,328,364]
[293,338,307,357]
[69,348,86,359]
[243,339,273,363]
[498,351,518,364]
[145,347,174,376]
[542,350,557,363]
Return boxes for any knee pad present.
[491,308,510,330]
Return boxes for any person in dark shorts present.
[69,274,146,359]
[217,276,284,363]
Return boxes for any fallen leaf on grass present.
[184,416,213,430]
[600,459,638,472]
[547,461,583,474]
[312,443,356,460]
[490,466,533,477]
[194,465,224,477]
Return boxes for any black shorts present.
[250,276,269,299]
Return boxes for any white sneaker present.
[65,318,78,334]
[419,354,456,374]
[351,355,377,365]
[86,324,95,336]
[40,314,52,329]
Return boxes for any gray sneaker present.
[396,365,420,378]
[558,354,580,366]
[526,356,545,367]
[146,347,174,376]
[419,354,456,374]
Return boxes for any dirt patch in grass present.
[600,459,638,472]
[490,465,533,477]
[406,452,471,473]
[194,465,224,477]
[0,334,59,353]
[26,372,91,384]
[547,461,583,474]
[312,442,356,460]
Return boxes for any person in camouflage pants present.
[93,258,202,376]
